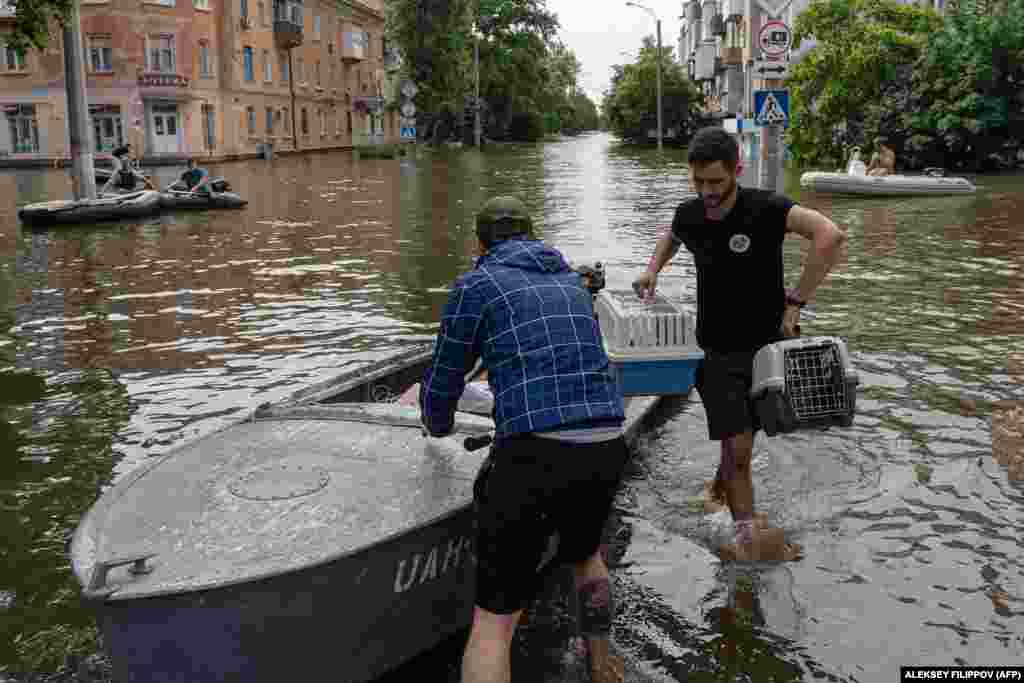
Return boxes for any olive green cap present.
[476,196,533,247]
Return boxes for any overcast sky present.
[548,0,684,106]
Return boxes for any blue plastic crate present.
[608,353,703,397]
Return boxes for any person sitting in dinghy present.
[101,144,155,194]
[866,137,896,177]
[179,159,212,195]
[420,195,628,683]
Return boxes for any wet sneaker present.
[719,526,804,563]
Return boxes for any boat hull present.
[72,312,701,682]
[95,505,477,683]
[17,191,163,226]
[158,191,248,210]
[799,171,976,196]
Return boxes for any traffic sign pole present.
[752,12,792,193]
[759,79,786,193]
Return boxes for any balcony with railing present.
[0,0,16,22]
[274,0,303,49]
[138,73,190,88]
[341,27,367,63]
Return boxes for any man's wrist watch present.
[785,290,807,308]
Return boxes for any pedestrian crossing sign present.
[754,90,789,128]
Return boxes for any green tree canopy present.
[386,0,599,142]
[4,0,73,52]
[601,36,702,144]
[785,0,942,164]
[786,0,1023,169]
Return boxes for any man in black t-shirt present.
[633,126,846,562]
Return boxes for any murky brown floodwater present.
[1,133,1021,681]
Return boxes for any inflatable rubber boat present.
[17,190,162,226]
[158,179,247,211]
[800,171,976,196]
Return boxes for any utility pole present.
[655,17,663,153]
[63,0,96,200]
[626,2,663,152]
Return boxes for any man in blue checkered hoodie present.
[420,196,628,683]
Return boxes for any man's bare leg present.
[573,549,624,683]
[461,606,523,683]
[715,432,802,562]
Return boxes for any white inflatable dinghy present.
[800,171,976,197]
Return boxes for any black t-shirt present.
[670,186,796,352]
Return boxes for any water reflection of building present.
[11,232,67,373]
[0,0,398,165]
[946,193,1024,338]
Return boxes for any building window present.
[280,52,289,82]
[194,0,209,9]
[243,46,254,81]
[246,106,256,135]
[315,60,320,87]
[153,0,175,6]
[90,105,124,152]
[87,35,113,72]
[346,110,352,134]
[313,15,321,40]
[263,49,272,81]
[4,104,38,152]
[147,35,175,73]
[297,57,304,84]
[265,106,274,134]
[241,0,248,22]
[199,42,211,77]
[202,103,216,149]
[336,107,342,135]
[282,107,290,132]
[301,107,308,135]
[3,43,26,72]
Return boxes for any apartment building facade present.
[0,0,398,165]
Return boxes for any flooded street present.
[0,133,1022,680]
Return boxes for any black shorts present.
[695,345,776,441]
[472,434,629,615]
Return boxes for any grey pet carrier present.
[750,337,858,436]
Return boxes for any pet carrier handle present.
[464,434,494,452]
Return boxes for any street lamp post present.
[626,1,662,152]
[474,33,481,148]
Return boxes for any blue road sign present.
[400,126,417,140]
[754,90,789,128]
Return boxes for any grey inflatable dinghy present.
[17,190,162,226]
[159,179,247,210]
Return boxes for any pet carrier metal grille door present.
[784,343,848,420]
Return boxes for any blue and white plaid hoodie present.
[420,238,625,442]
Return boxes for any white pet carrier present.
[594,290,703,396]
